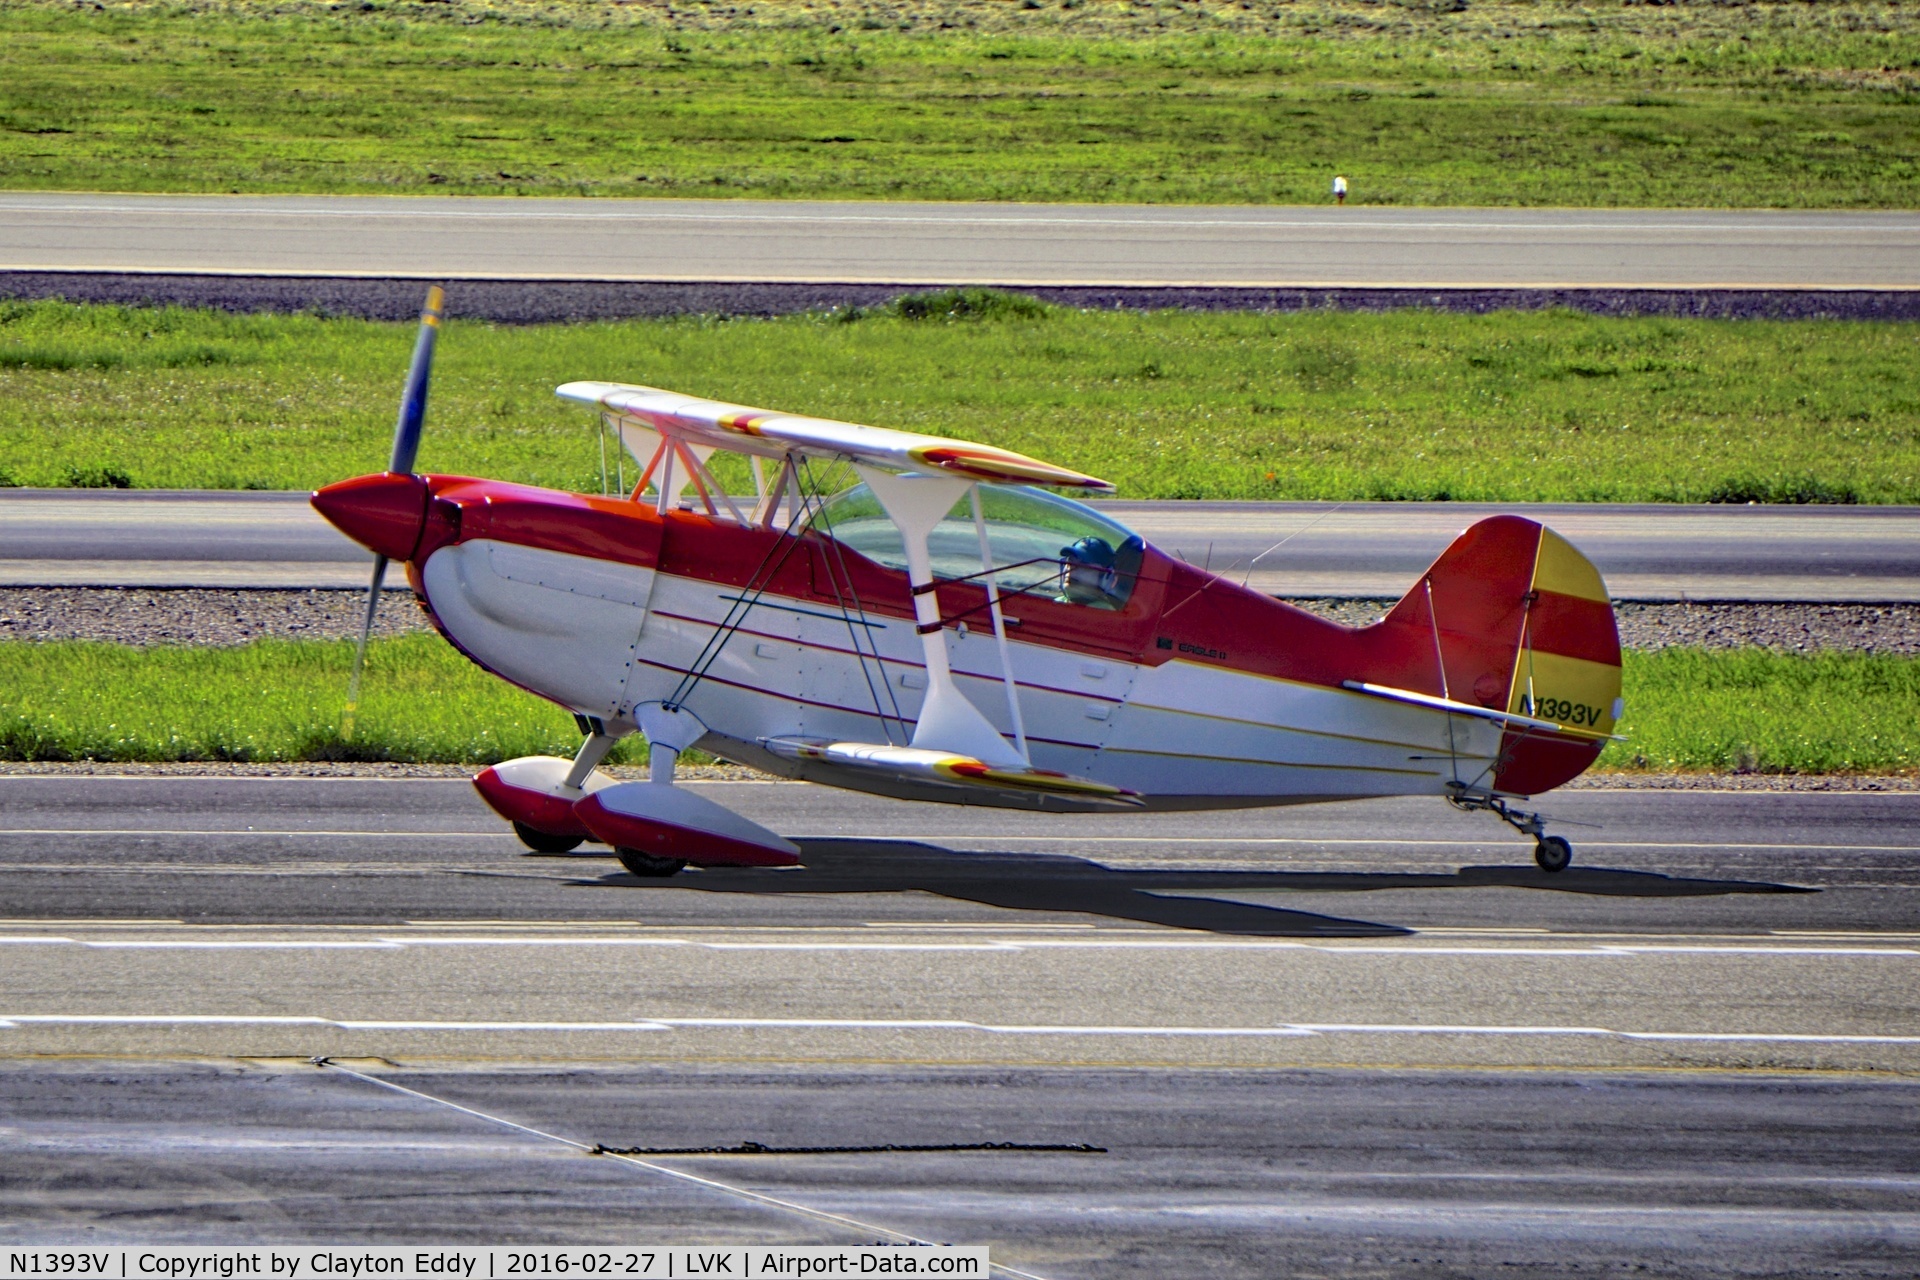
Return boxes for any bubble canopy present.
[808,483,1144,609]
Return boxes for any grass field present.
[0,0,1915,207]
[1,296,1915,502]
[0,635,1913,774]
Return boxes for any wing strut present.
[970,485,1028,761]
[857,466,1028,769]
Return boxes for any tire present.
[513,821,583,854]
[616,847,688,878]
[1534,835,1572,874]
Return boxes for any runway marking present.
[312,1062,1052,1280]
[0,828,514,838]
[929,835,1920,853]
[4,1012,1916,1046]
[3,827,1916,853]
[1,934,1913,957]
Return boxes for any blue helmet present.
[1061,536,1117,569]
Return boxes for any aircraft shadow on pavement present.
[578,838,1811,939]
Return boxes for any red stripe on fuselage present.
[412,475,1540,700]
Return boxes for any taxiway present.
[5,195,1919,289]
[5,489,1917,600]
[3,775,1917,1272]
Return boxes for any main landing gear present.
[513,821,584,855]
[616,847,688,878]
[1447,787,1573,873]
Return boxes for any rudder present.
[1374,516,1621,795]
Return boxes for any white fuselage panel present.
[424,550,1494,805]
[421,540,656,720]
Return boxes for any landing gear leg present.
[1447,787,1573,873]
[566,715,625,792]
[504,717,624,854]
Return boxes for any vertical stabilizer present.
[1374,516,1621,795]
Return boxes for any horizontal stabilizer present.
[1341,681,1622,742]
[763,738,1144,808]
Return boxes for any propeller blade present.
[389,284,445,475]
[341,554,388,742]
[345,284,442,741]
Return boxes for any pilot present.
[1058,536,1120,606]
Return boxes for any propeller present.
[343,284,445,741]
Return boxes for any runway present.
[7,489,1919,600]
[6,194,1919,288]
[3,774,1917,1271]
[4,775,1917,1070]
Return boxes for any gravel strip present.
[0,760,756,781]
[1288,597,1920,653]
[6,273,1919,324]
[0,588,435,646]
[6,588,1919,653]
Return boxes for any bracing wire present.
[802,456,911,745]
[662,454,820,711]
[655,456,910,749]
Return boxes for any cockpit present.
[807,483,1146,610]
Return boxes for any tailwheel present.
[616,846,688,878]
[513,821,583,854]
[1448,785,1573,874]
[1534,835,1573,874]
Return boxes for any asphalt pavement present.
[6,194,1919,288]
[3,774,1917,1271]
[7,489,1918,600]
[3,775,1917,1070]
[4,1059,1915,1278]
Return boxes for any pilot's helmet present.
[1061,536,1117,569]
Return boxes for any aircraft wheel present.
[616,847,688,878]
[1534,835,1572,874]
[513,821,583,854]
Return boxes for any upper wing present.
[557,381,1113,492]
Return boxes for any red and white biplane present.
[313,290,1622,879]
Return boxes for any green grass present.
[0,0,1916,206]
[1596,648,1920,775]
[0,632,651,764]
[1,296,1916,502]
[1,636,1913,774]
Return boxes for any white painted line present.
[306,1064,1068,1280]
[338,1020,673,1032]
[654,1017,1318,1037]
[922,835,1920,853]
[2,826,1915,853]
[0,828,513,838]
[5,1012,1916,1046]
[0,935,1911,957]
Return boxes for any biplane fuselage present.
[318,470,1612,813]
[314,370,1621,875]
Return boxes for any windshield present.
[807,483,1143,609]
